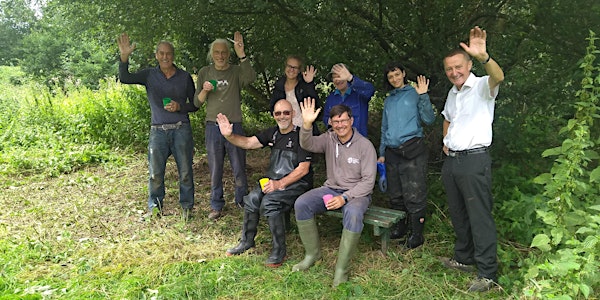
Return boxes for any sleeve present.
[269,77,285,112]
[322,94,334,128]
[301,78,320,108]
[297,143,313,163]
[417,93,435,125]
[193,67,208,107]
[255,127,274,148]
[299,126,327,153]
[180,73,199,113]
[348,76,375,103]
[379,101,388,157]
[118,61,149,85]
[238,59,257,88]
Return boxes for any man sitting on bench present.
[292,98,377,287]
[217,99,313,268]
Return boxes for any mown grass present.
[0,66,516,299]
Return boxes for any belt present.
[448,147,488,157]
[151,121,183,130]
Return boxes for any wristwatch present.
[341,194,349,204]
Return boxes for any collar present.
[334,88,352,96]
[389,84,413,96]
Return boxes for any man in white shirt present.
[439,26,505,293]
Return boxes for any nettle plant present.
[523,32,600,299]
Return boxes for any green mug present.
[208,80,218,91]
[162,97,171,106]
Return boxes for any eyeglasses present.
[274,110,292,117]
[330,118,351,125]
[286,64,300,70]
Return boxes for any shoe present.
[439,257,476,273]
[467,277,495,292]
[182,208,191,222]
[208,209,222,220]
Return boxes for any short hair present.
[382,62,408,91]
[156,41,175,54]
[329,104,353,119]
[206,39,232,63]
[444,48,471,61]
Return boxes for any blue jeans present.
[205,121,247,211]
[294,186,371,233]
[148,123,194,210]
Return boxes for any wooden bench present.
[324,206,406,254]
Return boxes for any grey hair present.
[206,38,232,63]
[155,41,175,54]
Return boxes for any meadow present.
[0,65,562,299]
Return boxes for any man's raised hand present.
[216,113,233,137]
[299,97,321,130]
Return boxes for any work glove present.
[377,162,387,192]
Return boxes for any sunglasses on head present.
[274,110,291,117]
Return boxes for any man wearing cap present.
[323,63,375,137]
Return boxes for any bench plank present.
[324,206,406,254]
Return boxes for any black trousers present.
[442,151,498,281]
[385,149,428,214]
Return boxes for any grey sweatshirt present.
[300,126,377,200]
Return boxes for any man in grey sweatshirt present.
[291,97,377,287]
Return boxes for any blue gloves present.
[377,162,387,192]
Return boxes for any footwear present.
[226,210,259,256]
[390,215,408,240]
[292,219,321,272]
[468,277,495,292]
[265,214,287,267]
[182,208,192,222]
[332,229,361,287]
[140,206,162,222]
[208,209,222,220]
[406,213,425,249]
[439,257,476,273]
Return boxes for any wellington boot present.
[406,213,425,249]
[390,214,408,240]
[226,210,259,256]
[291,218,321,272]
[332,229,361,287]
[265,214,287,267]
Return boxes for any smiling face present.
[211,41,230,70]
[155,42,174,70]
[273,100,294,133]
[444,53,472,90]
[387,68,406,89]
[329,111,353,141]
[285,57,301,80]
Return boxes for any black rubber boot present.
[390,214,408,240]
[265,214,287,267]
[406,212,425,249]
[226,210,259,256]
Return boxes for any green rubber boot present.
[332,229,361,287]
[291,218,321,272]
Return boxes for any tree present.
[0,0,37,65]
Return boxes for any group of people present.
[117,25,504,292]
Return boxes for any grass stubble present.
[0,149,509,299]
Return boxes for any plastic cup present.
[162,97,171,106]
[208,79,218,91]
[259,178,269,191]
[322,194,333,205]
